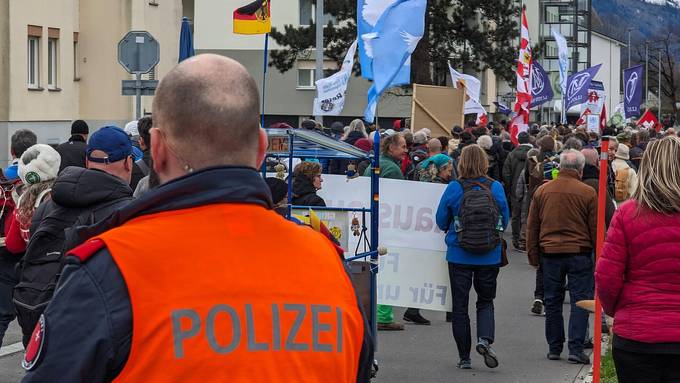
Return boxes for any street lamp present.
[627,27,634,68]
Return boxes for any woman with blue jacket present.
[436,144,510,370]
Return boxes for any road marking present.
[0,342,23,357]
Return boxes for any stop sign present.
[117,31,160,74]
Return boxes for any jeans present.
[0,258,18,345]
[542,254,593,356]
[534,263,544,300]
[511,197,525,247]
[613,347,680,383]
[448,263,500,360]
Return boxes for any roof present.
[592,30,628,47]
[265,128,372,160]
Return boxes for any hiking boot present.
[583,338,594,349]
[547,353,561,360]
[475,339,499,369]
[456,359,472,369]
[567,353,591,364]
[377,322,405,331]
[531,299,544,315]
[403,311,431,325]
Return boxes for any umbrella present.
[179,17,195,63]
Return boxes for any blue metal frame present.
[264,128,380,346]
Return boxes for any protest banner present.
[317,175,454,311]
[410,84,465,138]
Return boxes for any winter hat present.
[393,119,402,131]
[18,144,61,185]
[384,129,396,136]
[615,144,630,160]
[419,153,452,170]
[124,120,139,137]
[71,120,89,135]
[354,138,372,152]
[537,136,556,152]
[301,119,317,130]
[265,177,288,203]
[330,121,345,134]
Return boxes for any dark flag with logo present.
[233,0,271,35]
[623,65,644,119]
[565,64,602,111]
[493,101,512,115]
[530,61,554,108]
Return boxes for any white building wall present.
[591,33,623,116]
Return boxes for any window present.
[27,37,40,88]
[298,68,315,88]
[48,38,58,88]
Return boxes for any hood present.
[52,166,133,208]
[582,164,599,180]
[293,174,317,197]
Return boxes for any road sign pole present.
[135,73,142,120]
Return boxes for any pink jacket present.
[596,200,680,343]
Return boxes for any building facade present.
[0,0,183,167]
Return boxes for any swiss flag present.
[476,113,488,127]
[576,108,592,126]
[637,109,661,132]
[600,104,607,133]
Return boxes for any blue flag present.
[530,61,553,108]
[363,0,426,122]
[357,0,411,84]
[565,64,602,111]
[493,101,512,116]
[623,65,644,119]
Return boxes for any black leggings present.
[613,347,680,383]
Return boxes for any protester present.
[125,119,150,190]
[580,148,615,228]
[5,130,37,181]
[527,149,596,365]
[502,131,531,251]
[611,144,638,204]
[427,138,443,157]
[13,126,134,346]
[265,177,288,216]
[343,119,368,145]
[477,135,501,181]
[22,54,373,382]
[132,116,157,197]
[292,161,326,207]
[364,133,410,329]
[629,129,649,169]
[597,136,680,382]
[56,120,88,171]
[0,130,35,345]
[419,153,454,183]
[437,136,450,155]
[436,144,509,370]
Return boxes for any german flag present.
[233,0,271,35]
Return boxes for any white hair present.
[477,135,493,150]
[559,149,586,171]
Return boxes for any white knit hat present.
[18,144,61,185]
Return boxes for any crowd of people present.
[0,53,678,381]
[272,113,680,373]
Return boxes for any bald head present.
[153,54,261,169]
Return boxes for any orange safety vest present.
[96,204,365,382]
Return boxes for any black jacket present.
[343,131,365,146]
[292,175,326,207]
[22,167,373,383]
[55,136,87,172]
[130,150,151,191]
[581,164,615,229]
[502,144,532,196]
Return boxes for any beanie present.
[18,144,61,185]
[518,131,530,145]
[71,120,89,135]
[538,136,555,152]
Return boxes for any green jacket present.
[363,154,404,180]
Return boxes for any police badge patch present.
[22,314,46,370]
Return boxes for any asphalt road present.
[0,235,591,382]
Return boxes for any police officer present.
[22,54,373,382]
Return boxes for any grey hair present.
[564,137,583,151]
[477,135,493,150]
[559,149,586,171]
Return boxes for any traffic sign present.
[122,80,158,96]
[117,31,160,74]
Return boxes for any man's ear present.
[151,128,166,176]
[255,128,268,169]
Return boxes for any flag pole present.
[261,33,269,128]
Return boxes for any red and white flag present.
[637,109,661,132]
[599,104,607,133]
[576,108,592,126]
[476,113,488,127]
[509,6,532,146]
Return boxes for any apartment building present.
[0,0,183,166]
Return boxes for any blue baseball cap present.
[87,126,133,164]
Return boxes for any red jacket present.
[596,200,680,343]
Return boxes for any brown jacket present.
[526,169,597,266]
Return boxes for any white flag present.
[552,29,569,97]
[449,63,486,117]
[313,40,358,116]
